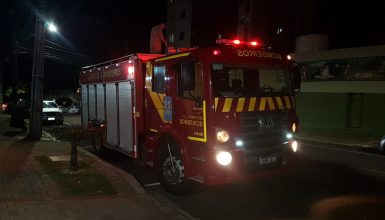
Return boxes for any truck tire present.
[156,137,195,194]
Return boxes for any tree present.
[49,125,97,171]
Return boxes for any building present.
[294,44,385,136]
[166,0,238,49]
[237,0,298,53]
[166,0,385,137]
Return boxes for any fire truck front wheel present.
[156,137,195,194]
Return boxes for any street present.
[48,114,385,219]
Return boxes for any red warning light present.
[250,41,258,46]
[216,38,263,47]
[212,49,221,55]
[128,66,134,75]
[233,39,241,45]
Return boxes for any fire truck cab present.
[80,39,301,194]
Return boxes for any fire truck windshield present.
[211,63,292,97]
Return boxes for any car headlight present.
[216,151,232,166]
[216,130,230,142]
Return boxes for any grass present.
[35,155,116,195]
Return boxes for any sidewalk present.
[0,113,190,220]
[298,127,381,149]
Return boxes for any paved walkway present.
[0,113,189,220]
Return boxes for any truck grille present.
[240,111,289,172]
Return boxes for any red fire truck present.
[79,39,301,193]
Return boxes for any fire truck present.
[79,39,301,193]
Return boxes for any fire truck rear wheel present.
[157,138,195,194]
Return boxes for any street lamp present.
[47,22,58,33]
[28,0,57,139]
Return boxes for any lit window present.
[169,33,175,43]
[277,27,283,35]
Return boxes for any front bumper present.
[200,143,295,186]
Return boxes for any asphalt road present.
[60,115,385,220]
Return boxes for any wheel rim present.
[162,156,184,185]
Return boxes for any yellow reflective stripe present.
[222,98,233,112]
[145,62,152,89]
[284,96,292,109]
[248,97,256,111]
[259,97,266,111]
[236,98,245,112]
[215,98,218,112]
[155,53,190,62]
[275,97,284,109]
[267,97,275,110]
[187,101,207,142]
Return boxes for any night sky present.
[0,0,167,93]
[1,0,385,95]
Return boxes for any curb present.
[299,138,379,149]
[79,146,147,195]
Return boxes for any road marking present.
[143,182,160,187]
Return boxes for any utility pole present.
[11,40,18,105]
[28,0,45,139]
[0,58,3,105]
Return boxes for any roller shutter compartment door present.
[118,81,133,153]
[81,85,88,127]
[106,83,118,146]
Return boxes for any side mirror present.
[292,65,301,93]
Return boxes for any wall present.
[295,45,385,136]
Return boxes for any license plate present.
[48,117,55,121]
[259,156,277,165]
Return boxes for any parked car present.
[68,102,80,114]
[379,136,385,153]
[58,106,69,113]
[42,100,63,125]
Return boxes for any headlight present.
[286,133,293,139]
[292,123,297,133]
[291,141,298,152]
[235,140,243,147]
[216,130,230,142]
[216,151,232,166]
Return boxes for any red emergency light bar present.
[216,38,261,47]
